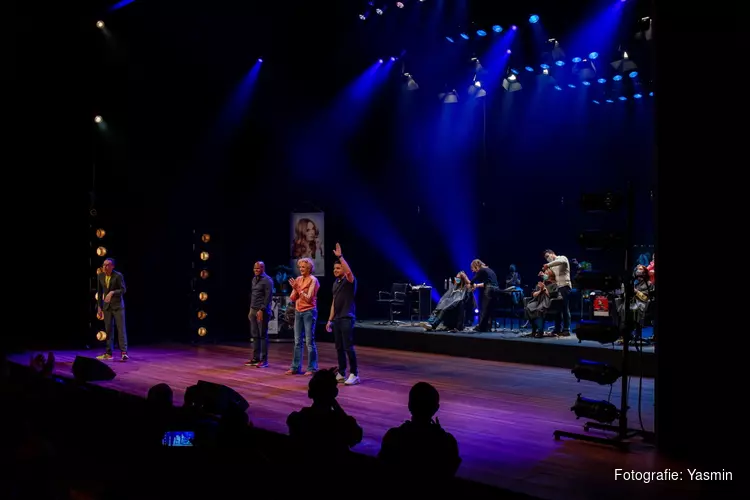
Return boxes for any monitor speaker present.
[72,355,117,382]
[194,380,249,414]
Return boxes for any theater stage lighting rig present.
[192,230,213,344]
[553,183,655,450]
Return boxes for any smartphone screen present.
[162,431,195,446]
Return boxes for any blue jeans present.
[291,309,318,372]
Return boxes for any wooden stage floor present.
[10,342,703,500]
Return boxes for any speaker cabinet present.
[72,355,117,382]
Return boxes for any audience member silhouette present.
[378,382,461,482]
[286,368,362,461]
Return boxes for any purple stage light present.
[378,59,383,63]
[511,25,517,30]
[507,49,511,54]
[258,58,263,62]
[390,56,396,61]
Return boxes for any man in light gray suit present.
[96,258,129,361]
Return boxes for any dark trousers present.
[103,307,128,354]
[554,286,572,332]
[249,308,270,362]
[333,317,358,376]
[476,288,498,332]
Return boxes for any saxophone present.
[635,289,648,302]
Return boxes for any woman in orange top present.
[287,257,320,375]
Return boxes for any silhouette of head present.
[308,369,339,404]
[408,382,440,421]
[147,383,174,408]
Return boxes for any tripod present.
[553,183,656,450]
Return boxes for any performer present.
[542,249,572,336]
[526,268,558,337]
[632,265,654,339]
[96,258,129,361]
[504,264,523,306]
[326,243,360,385]
[469,259,500,332]
[287,257,320,375]
[246,261,273,368]
[646,253,655,285]
[422,272,474,332]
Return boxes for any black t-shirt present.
[332,276,357,319]
[471,267,499,288]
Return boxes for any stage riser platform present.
[316,321,655,378]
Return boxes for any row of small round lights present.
[92,226,109,343]
[194,231,211,337]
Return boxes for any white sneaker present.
[344,374,360,385]
[336,373,346,383]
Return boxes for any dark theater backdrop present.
[89,0,654,346]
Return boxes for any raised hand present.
[288,278,297,289]
[333,242,342,257]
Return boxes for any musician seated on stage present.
[505,264,523,304]
[632,265,654,335]
[525,268,558,336]
[421,272,475,332]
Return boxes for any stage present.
[329,319,656,378]
[9,341,700,500]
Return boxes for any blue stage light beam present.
[565,0,628,69]
[480,30,516,89]
[109,0,136,11]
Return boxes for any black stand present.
[553,183,656,450]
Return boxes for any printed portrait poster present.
[290,212,325,277]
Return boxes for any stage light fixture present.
[619,96,627,101]
[96,21,104,28]
[198,327,207,336]
[359,14,366,20]
[529,15,539,23]
[197,310,207,320]
[629,71,638,78]
[390,56,396,61]
[506,49,511,54]
[468,83,486,98]
[555,60,565,66]
[597,78,606,83]
[96,331,107,341]
[376,7,384,15]
[649,91,654,96]
[445,36,454,43]
[592,100,600,104]
[403,73,419,90]
[201,233,211,243]
[606,99,614,103]
[200,269,209,279]
[568,83,576,88]
[633,93,643,99]
[511,25,517,30]
[96,246,107,256]
[570,394,620,423]
[96,228,106,238]
[502,73,522,92]
[94,116,102,123]
[582,81,590,86]
[554,85,562,90]
[199,292,208,301]
[258,58,263,63]
[613,75,622,81]
[572,57,582,63]
[572,360,621,385]
[492,25,503,32]
[525,66,534,72]
[200,251,209,261]
[378,58,383,63]
[540,63,549,69]
[476,29,486,36]
[438,90,458,103]
[396,2,404,8]
[575,320,620,344]
[474,81,481,87]
[589,52,599,59]
[460,32,469,40]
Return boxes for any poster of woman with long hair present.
[290,213,325,276]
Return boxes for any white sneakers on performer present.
[344,374,360,385]
[336,373,346,383]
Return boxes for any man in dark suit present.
[246,261,273,368]
[96,258,129,361]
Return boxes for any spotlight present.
[571,57,582,63]
[570,394,620,423]
[96,331,107,341]
[201,233,211,243]
[597,78,607,83]
[554,85,562,90]
[592,100,600,104]
[390,56,396,61]
[200,269,210,279]
[634,93,643,99]
[258,58,263,62]
[474,308,479,314]
[649,91,654,96]
[96,20,104,28]
[524,66,534,72]
[197,310,207,320]
[613,75,622,81]
[506,49,511,54]
[476,29,486,36]
[376,8,384,15]
[540,63,549,69]
[445,36,454,43]
[96,246,107,256]
[403,73,419,90]
[199,292,208,301]
[606,99,614,103]
[96,228,106,238]
[358,14,366,20]
[502,73,522,92]
[629,71,638,78]
[200,251,209,261]
[438,90,458,103]
[619,96,627,101]
[529,14,539,23]
[589,52,599,59]
[94,115,102,123]
[460,32,469,39]
[492,25,503,32]
[582,81,590,86]
[198,327,207,336]
[572,360,621,385]
[378,58,383,63]
[567,83,576,88]
[511,25,517,30]
[555,60,565,66]
[474,81,481,87]
[396,2,404,7]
